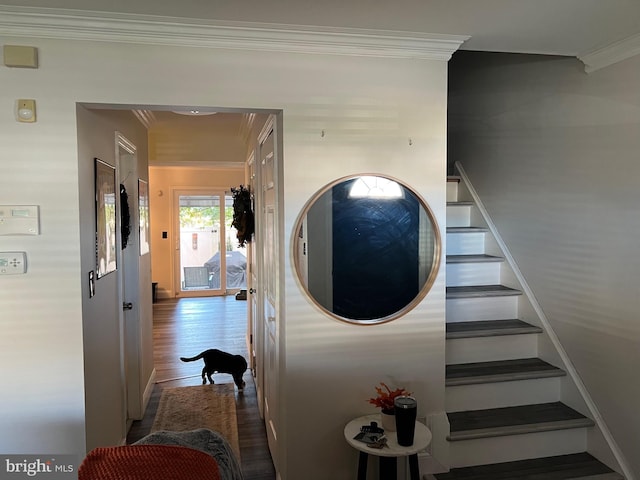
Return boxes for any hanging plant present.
[231,185,254,247]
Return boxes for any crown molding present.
[0,6,468,60]
[132,109,157,129]
[149,162,245,170]
[578,32,640,73]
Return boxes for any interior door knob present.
[123,302,133,310]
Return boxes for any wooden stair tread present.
[447,319,542,338]
[448,402,594,441]
[447,226,488,233]
[447,254,503,264]
[447,176,461,183]
[432,452,623,480]
[446,358,566,386]
[447,285,522,298]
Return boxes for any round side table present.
[344,414,432,480]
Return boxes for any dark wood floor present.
[126,296,276,480]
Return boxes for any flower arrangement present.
[368,382,412,414]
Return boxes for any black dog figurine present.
[180,349,247,390]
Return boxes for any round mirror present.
[293,174,441,325]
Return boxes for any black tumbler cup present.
[394,396,417,446]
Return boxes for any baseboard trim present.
[141,368,157,417]
[454,161,634,480]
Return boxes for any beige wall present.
[449,51,640,478]
[0,32,448,479]
[149,166,245,298]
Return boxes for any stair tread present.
[446,358,566,386]
[447,285,522,298]
[447,201,475,206]
[433,452,623,480]
[447,254,503,264]
[447,226,488,233]
[448,402,594,440]
[447,319,542,338]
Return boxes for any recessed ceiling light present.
[172,110,217,116]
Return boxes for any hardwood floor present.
[126,296,276,480]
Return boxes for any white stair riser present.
[446,377,561,411]
[447,205,471,227]
[446,296,519,322]
[449,428,588,468]
[446,262,501,287]
[446,334,538,364]
[447,182,459,202]
[446,232,485,255]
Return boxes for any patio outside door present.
[174,190,247,297]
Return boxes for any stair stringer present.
[453,161,632,480]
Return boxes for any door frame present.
[115,131,143,428]
[246,150,260,379]
[172,187,238,297]
[255,114,284,469]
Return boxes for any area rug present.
[151,383,240,460]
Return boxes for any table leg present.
[408,454,420,480]
[357,452,368,480]
[379,457,397,480]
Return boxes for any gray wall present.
[448,51,640,477]
[76,106,151,450]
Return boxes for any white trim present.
[132,110,157,129]
[149,162,245,169]
[454,161,635,480]
[579,32,640,73]
[0,5,468,60]
[141,368,156,420]
[116,131,137,155]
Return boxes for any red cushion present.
[79,445,221,480]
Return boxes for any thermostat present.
[0,205,40,235]
[0,252,27,275]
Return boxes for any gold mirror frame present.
[292,173,442,325]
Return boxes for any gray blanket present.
[134,428,243,480]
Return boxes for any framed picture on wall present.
[138,179,150,255]
[95,158,117,278]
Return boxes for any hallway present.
[126,296,275,480]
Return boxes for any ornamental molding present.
[0,6,468,60]
[579,32,640,73]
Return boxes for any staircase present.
[432,176,624,479]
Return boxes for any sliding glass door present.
[174,190,247,297]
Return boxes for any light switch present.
[0,252,27,275]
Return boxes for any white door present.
[116,133,143,427]
[258,118,280,465]
[246,152,264,416]
[173,190,247,297]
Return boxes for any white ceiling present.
[2,0,640,57]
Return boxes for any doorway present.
[173,189,247,297]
